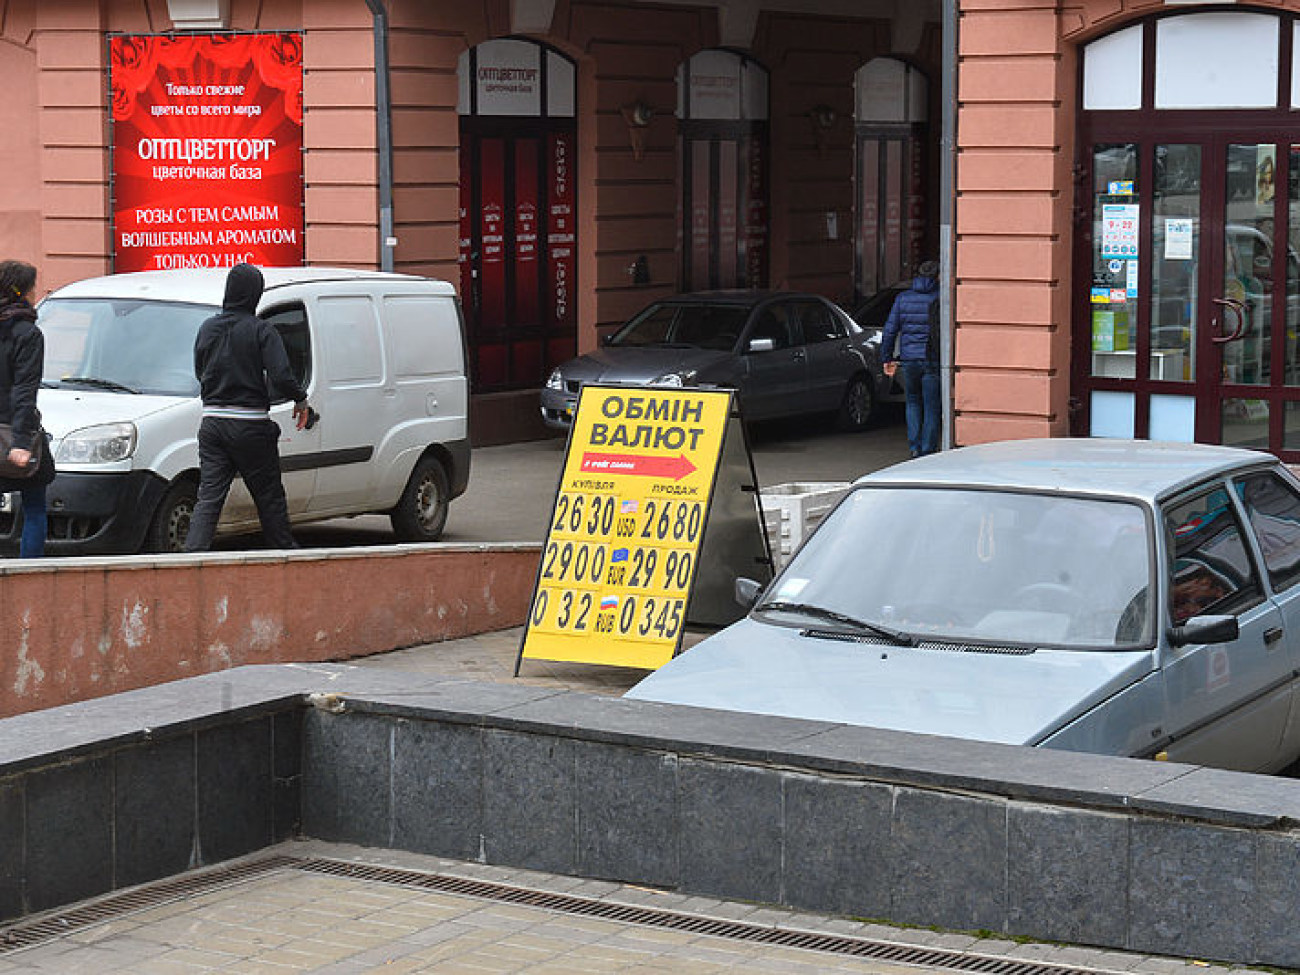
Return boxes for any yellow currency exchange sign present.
[518,385,734,671]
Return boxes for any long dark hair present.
[0,261,36,307]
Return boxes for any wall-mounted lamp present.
[621,100,655,161]
[808,103,836,156]
[626,254,651,285]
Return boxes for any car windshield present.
[762,486,1154,649]
[609,302,748,351]
[38,298,214,396]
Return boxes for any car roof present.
[653,290,827,307]
[858,438,1278,504]
[45,267,456,305]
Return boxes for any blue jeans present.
[900,360,941,457]
[19,482,46,558]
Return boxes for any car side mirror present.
[735,577,764,609]
[747,337,775,354]
[1169,614,1239,647]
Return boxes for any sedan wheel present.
[837,374,874,432]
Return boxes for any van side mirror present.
[747,337,775,354]
[735,577,764,609]
[1169,614,1239,647]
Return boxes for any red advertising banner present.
[110,33,305,272]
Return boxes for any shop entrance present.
[853,58,928,301]
[1074,12,1300,457]
[457,39,577,392]
[676,50,769,291]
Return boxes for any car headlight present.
[651,370,697,387]
[545,368,565,391]
[56,422,137,464]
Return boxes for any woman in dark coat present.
[0,261,55,557]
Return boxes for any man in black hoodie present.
[184,263,311,551]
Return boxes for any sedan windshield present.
[763,487,1153,649]
[38,298,214,396]
[610,303,748,351]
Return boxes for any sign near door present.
[1101,203,1140,258]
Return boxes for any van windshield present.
[38,298,216,396]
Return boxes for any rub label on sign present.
[519,386,734,671]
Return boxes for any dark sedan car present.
[540,291,887,432]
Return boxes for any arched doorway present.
[854,57,928,300]
[457,38,577,392]
[1074,10,1300,456]
[675,49,769,291]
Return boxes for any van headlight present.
[545,368,565,390]
[56,422,137,464]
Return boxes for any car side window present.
[1164,485,1265,625]
[748,304,795,350]
[1236,471,1300,593]
[795,300,842,344]
[263,304,311,387]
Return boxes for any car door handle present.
[1264,626,1285,646]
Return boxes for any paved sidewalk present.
[348,626,684,696]
[0,842,1266,975]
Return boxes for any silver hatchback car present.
[627,438,1300,774]
[540,291,891,433]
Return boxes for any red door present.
[459,121,577,391]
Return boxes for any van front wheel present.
[145,480,197,553]
[391,457,449,542]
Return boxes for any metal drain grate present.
[294,857,1127,975]
[0,852,1132,975]
[0,855,298,954]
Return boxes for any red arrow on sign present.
[580,452,697,481]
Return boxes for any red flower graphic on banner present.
[110,80,134,122]
[284,80,303,125]
[255,33,303,91]
[109,35,156,93]
[203,33,250,69]
[154,35,198,69]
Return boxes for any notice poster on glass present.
[1165,218,1194,260]
[1101,204,1140,259]
[109,33,305,272]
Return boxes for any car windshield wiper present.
[756,600,916,646]
[58,376,141,394]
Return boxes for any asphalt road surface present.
[257,409,911,550]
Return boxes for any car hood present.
[562,346,734,384]
[624,618,1156,745]
[38,389,186,438]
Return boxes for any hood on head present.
[222,263,264,313]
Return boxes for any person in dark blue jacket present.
[880,260,941,457]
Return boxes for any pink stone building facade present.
[9,0,1291,454]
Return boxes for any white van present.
[18,267,470,554]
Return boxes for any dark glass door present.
[458,121,577,392]
[1073,126,1300,457]
[679,121,768,291]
